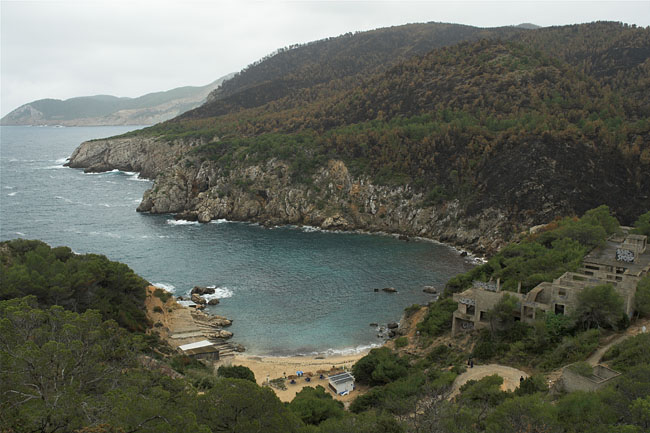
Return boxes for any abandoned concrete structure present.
[452,232,649,335]
[561,364,621,392]
[178,339,220,361]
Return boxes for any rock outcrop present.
[65,136,536,255]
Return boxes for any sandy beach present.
[218,352,370,402]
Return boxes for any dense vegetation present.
[121,22,649,228]
[2,205,649,432]
[445,205,619,295]
[0,239,149,331]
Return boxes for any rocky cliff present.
[67,136,527,255]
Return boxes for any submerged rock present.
[423,286,437,294]
[382,287,398,293]
[191,286,215,295]
[191,293,206,304]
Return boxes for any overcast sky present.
[1,0,649,117]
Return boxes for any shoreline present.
[219,351,370,402]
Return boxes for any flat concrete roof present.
[583,239,650,274]
[179,340,214,351]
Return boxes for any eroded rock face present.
[65,136,584,256]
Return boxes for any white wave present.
[122,171,137,176]
[7,192,17,196]
[166,219,199,226]
[42,165,65,169]
[88,231,121,238]
[300,225,321,233]
[15,231,26,236]
[55,157,68,164]
[318,343,381,357]
[204,286,234,299]
[177,300,195,307]
[152,282,176,293]
[9,158,18,162]
[3,186,14,189]
[84,169,121,175]
[209,218,230,224]
[99,203,111,207]
[128,175,150,182]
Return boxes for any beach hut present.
[328,372,355,395]
[178,340,219,361]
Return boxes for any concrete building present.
[561,364,621,392]
[328,372,355,395]
[452,232,649,335]
[178,340,220,361]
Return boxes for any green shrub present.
[394,337,408,348]
[352,347,409,386]
[153,288,172,303]
[568,361,594,377]
[601,333,650,372]
[289,385,344,425]
[416,298,458,337]
[217,365,256,383]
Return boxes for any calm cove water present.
[0,125,474,355]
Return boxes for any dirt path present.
[587,317,649,366]
[448,364,529,399]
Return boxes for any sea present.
[0,125,475,356]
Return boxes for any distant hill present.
[516,23,541,29]
[0,73,234,126]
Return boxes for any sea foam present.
[167,219,200,226]
[152,282,176,293]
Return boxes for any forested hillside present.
[0,239,149,331]
[137,25,650,225]
[72,21,650,252]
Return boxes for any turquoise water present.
[0,126,474,355]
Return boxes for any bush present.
[514,374,548,396]
[601,333,650,372]
[538,329,600,370]
[217,365,256,383]
[170,355,208,374]
[416,298,458,337]
[352,347,409,386]
[153,288,172,303]
[394,337,408,348]
[289,385,344,425]
[568,361,594,377]
[573,284,626,330]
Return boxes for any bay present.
[0,125,474,355]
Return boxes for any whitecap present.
[55,157,68,164]
[209,218,230,224]
[204,286,234,299]
[100,203,111,207]
[84,169,120,175]
[318,343,381,357]
[177,300,195,307]
[300,225,321,233]
[166,219,199,226]
[152,282,176,293]
[3,186,14,189]
[7,192,17,196]
[15,231,26,236]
